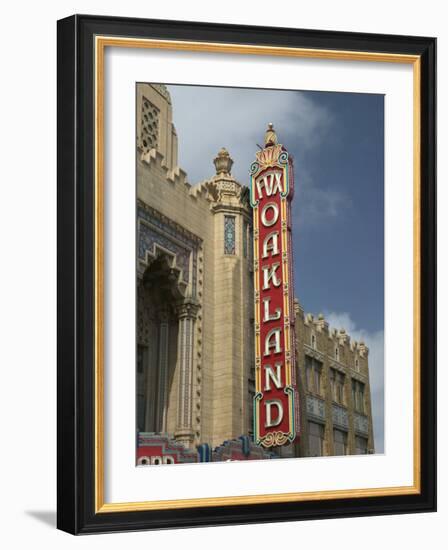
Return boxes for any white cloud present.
[324,311,384,453]
[293,167,352,226]
[167,85,349,225]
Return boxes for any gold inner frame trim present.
[94,35,421,513]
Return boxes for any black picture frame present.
[57,14,436,534]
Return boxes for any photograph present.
[135,82,383,465]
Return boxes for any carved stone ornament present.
[213,147,234,175]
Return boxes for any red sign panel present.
[137,433,197,465]
[250,136,300,448]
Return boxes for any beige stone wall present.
[210,200,253,447]
[137,83,179,173]
[294,306,375,456]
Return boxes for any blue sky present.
[166,84,384,452]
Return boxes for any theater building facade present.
[136,83,375,465]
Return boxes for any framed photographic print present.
[57,14,436,534]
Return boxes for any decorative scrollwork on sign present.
[250,161,260,176]
[278,150,289,165]
[255,144,283,171]
[260,431,290,448]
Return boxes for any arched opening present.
[137,254,183,434]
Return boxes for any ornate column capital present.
[176,298,200,320]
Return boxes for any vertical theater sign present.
[250,124,300,448]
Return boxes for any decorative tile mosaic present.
[224,215,236,255]
[306,395,326,422]
[332,403,349,430]
[354,412,369,435]
[137,202,202,295]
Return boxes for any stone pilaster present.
[174,298,200,448]
[345,370,356,454]
[155,308,170,432]
[143,317,158,431]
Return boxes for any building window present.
[352,380,365,413]
[224,215,236,255]
[330,368,345,405]
[311,332,316,349]
[306,361,313,391]
[308,421,325,457]
[355,436,368,454]
[355,358,359,372]
[305,355,323,396]
[140,97,159,153]
[314,365,321,395]
[333,429,348,455]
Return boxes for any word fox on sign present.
[250,124,300,448]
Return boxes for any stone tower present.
[206,148,254,447]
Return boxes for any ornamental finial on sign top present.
[264,122,278,147]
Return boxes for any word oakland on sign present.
[250,124,300,448]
